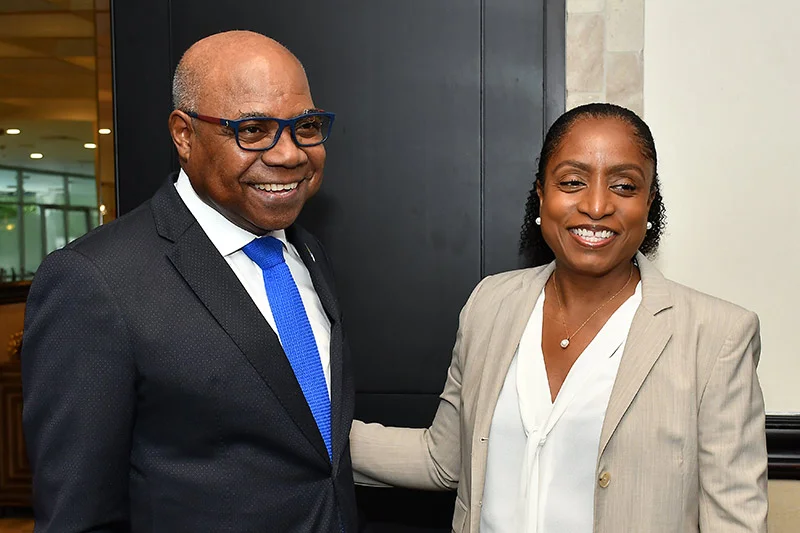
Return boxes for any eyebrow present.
[235,111,269,120]
[606,163,646,177]
[233,108,324,120]
[552,160,592,173]
[552,160,645,177]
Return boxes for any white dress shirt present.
[174,170,331,394]
[481,281,642,533]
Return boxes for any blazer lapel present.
[286,226,350,468]
[287,227,340,323]
[153,180,331,464]
[471,263,554,504]
[598,253,674,456]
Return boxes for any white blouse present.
[480,282,642,533]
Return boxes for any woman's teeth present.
[253,182,299,192]
[570,228,615,242]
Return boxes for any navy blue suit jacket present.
[22,176,357,532]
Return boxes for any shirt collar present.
[174,169,288,256]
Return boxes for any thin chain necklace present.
[551,264,634,349]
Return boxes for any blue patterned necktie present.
[243,236,332,459]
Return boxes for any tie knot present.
[242,236,285,270]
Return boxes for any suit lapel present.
[471,264,554,504]
[153,180,331,464]
[286,227,351,468]
[288,227,340,324]
[598,253,674,456]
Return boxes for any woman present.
[350,103,768,532]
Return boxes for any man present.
[22,31,356,532]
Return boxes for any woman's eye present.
[612,183,637,192]
[559,179,584,188]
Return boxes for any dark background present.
[110,1,565,530]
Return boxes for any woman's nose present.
[578,185,614,219]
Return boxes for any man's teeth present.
[570,228,615,241]
[253,182,299,192]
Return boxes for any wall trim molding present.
[767,414,800,479]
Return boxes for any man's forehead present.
[198,62,312,114]
[200,91,315,118]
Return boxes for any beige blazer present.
[351,253,768,532]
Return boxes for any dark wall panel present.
[110,0,174,214]
[484,0,546,275]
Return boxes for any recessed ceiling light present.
[98,128,112,135]
[84,142,97,149]
[30,153,43,159]
[6,128,20,135]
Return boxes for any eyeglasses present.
[185,109,335,151]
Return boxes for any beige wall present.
[0,302,24,364]
[643,0,800,413]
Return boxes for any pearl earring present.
[646,221,653,230]
[535,217,541,226]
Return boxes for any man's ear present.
[169,110,194,163]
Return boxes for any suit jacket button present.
[598,471,611,488]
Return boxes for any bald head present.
[172,31,306,112]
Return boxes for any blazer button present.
[598,471,611,488]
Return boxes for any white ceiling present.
[0,0,110,176]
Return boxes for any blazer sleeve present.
[697,310,768,532]
[22,248,136,533]
[349,277,488,491]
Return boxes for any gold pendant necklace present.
[551,264,634,349]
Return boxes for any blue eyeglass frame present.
[185,109,336,151]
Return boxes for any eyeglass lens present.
[236,114,332,149]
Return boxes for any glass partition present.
[0,166,98,282]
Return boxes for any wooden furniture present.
[0,331,31,507]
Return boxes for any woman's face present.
[537,116,655,277]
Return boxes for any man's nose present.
[261,126,308,168]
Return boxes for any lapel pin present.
[305,243,316,262]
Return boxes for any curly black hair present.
[520,103,667,267]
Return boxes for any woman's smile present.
[568,225,618,248]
